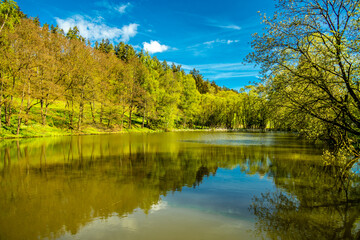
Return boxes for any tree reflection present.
[0,134,244,239]
[250,160,360,240]
[0,133,327,240]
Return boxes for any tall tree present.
[33,24,67,125]
[179,74,200,128]
[0,0,20,34]
[190,69,210,94]
[248,0,360,152]
[3,18,42,134]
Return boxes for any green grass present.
[0,99,218,139]
[0,99,159,139]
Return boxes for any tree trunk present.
[90,101,96,124]
[120,104,126,131]
[100,103,103,124]
[6,99,12,126]
[44,102,49,126]
[4,103,7,127]
[69,100,74,130]
[128,107,132,129]
[0,13,9,34]
[40,99,46,125]
[7,76,16,127]
[78,81,86,130]
[142,103,146,128]
[25,81,31,125]
[78,101,84,130]
[17,80,27,135]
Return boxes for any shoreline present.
[0,125,294,140]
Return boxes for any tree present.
[33,24,68,125]
[93,49,117,126]
[115,42,136,62]
[153,69,181,130]
[248,0,360,152]
[190,69,210,94]
[125,57,146,129]
[66,26,85,42]
[179,74,200,128]
[0,0,20,34]
[98,39,114,54]
[239,86,268,129]
[63,35,96,130]
[1,18,42,134]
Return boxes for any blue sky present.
[17,0,275,90]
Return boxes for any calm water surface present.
[0,132,359,240]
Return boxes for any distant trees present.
[190,69,210,94]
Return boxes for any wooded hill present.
[0,0,268,137]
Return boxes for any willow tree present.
[248,0,360,155]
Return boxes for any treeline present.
[0,0,269,135]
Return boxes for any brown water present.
[0,132,359,240]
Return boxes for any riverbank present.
[0,122,290,139]
[0,122,159,139]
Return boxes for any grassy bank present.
[0,122,160,139]
[1,100,272,139]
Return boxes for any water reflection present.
[250,153,360,239]
[0,132,356,239]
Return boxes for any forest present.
[0,0,269,138]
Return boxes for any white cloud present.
[202,39,239,46]
[115,3,131,14]
[143,40,169,54]
[209,72,257,80]
[95,1,131,14]
[226,40,239,44]
[166,62,260,79]
[55,15,138,42]
[150,200,168,213]
[206,19,241,30]
[221,24,241,30]
[120,23,139,42]
[169,62,251,72]
[193,62,258,72]
[204,40,215,45]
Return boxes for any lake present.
[0,131,359,240]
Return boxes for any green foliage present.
[0,0,272,137]
[190,68,210,94]
[0,0,21,34]
[248,0,360,157]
